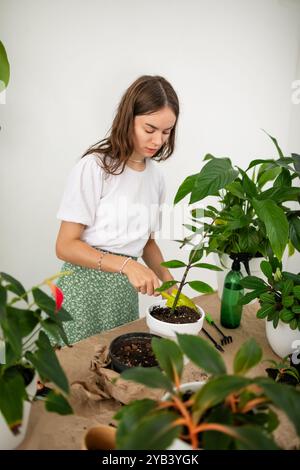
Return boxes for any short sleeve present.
[56,155,103,226]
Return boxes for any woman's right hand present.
[122,259,161,296]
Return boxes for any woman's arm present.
[56,222,161,296]
[142,235,175,284]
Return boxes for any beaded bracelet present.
[119,257,132,275]
[97,251,108,272]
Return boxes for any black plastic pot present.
[109,332,161,373]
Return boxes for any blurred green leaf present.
[233,339,262,375]
[177,334,226,375]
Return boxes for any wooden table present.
[19,293,299,450]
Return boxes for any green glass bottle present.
[220,258,244,328]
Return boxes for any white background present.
[0,0,300,317]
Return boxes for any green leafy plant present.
[265,356,300,387]
[174,132,300,263]
[240,258,300,331]
[155,245,221,313]
[114,335,300,449]
[0,271,73,434]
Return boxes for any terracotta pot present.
[83,424,116,450]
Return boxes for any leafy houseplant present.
[174,132,300,268]
[114,335,300,450]
[0,271,73,437]
[239,258,300,358]
[265,356,300,387]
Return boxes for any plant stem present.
[170,218,216,313]
[22,326,42,349]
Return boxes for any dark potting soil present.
[150,305,200,323]
[112,337,158,368]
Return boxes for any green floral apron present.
[54,249,139,345]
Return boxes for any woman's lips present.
[146,148,157,153]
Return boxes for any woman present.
[55,75,180,345]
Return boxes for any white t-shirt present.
[56,154,166,257]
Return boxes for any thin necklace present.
[128,158,145,163]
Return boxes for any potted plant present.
[240,257,300,358]
[113,334,300,449]
[173,132,300,298]
[265,356,300,387]
[0,271,73,449]
[146,242,222,338]
[108,332,161,373]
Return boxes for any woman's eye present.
[145,130,171,135]
[145,130,153,134]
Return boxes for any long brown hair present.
[82,75,180,175]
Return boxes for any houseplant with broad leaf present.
[240,257,300,358]
[0,271,73,448]
[173,132,300,296]
[114,334,300,449]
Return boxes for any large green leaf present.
[45,390,73,415]
[239,168,258,198]
[151,337,184,384]
[117,411,181,450]
[115,399,157,448]
[0,272,28,302]
[1,311,23,358]
[263,130,284,158]
[25,331,69,394]
[121,367,173,393]
[252,199,289,260]
[256,378,300,436]
[6,307,39,337]
[257,166,281,188]
[291,153,300,176]
[246,159,275,171]
[32,288,72,321]
[173,174,197,205]
[193,375,252,418]
[240,276,268,290]
[260,261,273,279]
[0,41,10,92]
[190,158,238,203]
[154,280,178,293]
[192,263,223,272]
[177,334,226,375]
[160,260,186,268]
[188,280,214,294]
[233,339,262,375]
[233,426,280,450]
[289,215,300,252]
[0,369,26,433]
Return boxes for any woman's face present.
[132,106,177,158]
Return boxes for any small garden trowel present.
[160,288,198,311]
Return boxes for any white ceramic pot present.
[164,381,205,450]
[146,299,205,339]
[0,372,37,450]
[265,319,300,358]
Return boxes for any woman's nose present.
[151,133,163,147]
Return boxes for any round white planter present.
[146,299,205,339]
[265,319,300,358]
[0,372,37,450]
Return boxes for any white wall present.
[1,0,300,317]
